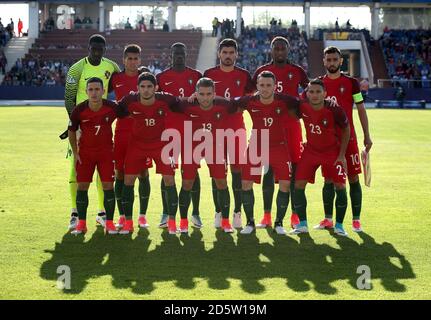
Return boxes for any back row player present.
[65,35,120,230]
[108,44,152,230]
[110,43,202,230]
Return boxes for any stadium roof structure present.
[29,0,431,4]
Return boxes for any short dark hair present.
[271,36,289,48]
[196,77,214,90]
[218,38,238,52]
[123,44,141,57]
[257,70,276,82]
[89,34,106,46]
[171,42,186,50]
[138,72,157,86]
[86,77,103,88]
[323,46,341,56]
[308,78,326,90]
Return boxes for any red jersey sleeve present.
[108,71,119,93]
[276,93,301,116]
[350,77,364,104]
[332,106,349,129]
[245,72,256,95]
[156,92,181,112]
[117,92,138,118]
[298,67,309,89]
[230,95,251,113]
[68,105,82,131]
[102,99,121,118]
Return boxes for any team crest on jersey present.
[105,117,110,123]
[215,112,222,120]
[105,71,111,79]
[322,118,328,127]
[275,107,282,115]
[236,79,241,87]
[158,108,165,116]
[288,72,293,80]
[188,79,193,85]
[339,86,345,94]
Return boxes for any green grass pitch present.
[0,106,430,299]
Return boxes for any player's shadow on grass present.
[40,227,415,295]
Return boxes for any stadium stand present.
[235,24,308,75]
[1,17,14,76]
[380,29,431,88]
[1,28,202,86]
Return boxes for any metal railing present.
[377,78,431,88]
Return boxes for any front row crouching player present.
[230,71,298,235]
[68,77,120,235]
[290,79,351,236]
[117,72,179,235]
[170,78,234,234]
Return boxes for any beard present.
[221,59,234,66]
[327,65,340,73]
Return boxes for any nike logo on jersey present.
[213,81,222,84]
[190,114,199,118]
[132,111,142,115]
[251,109,260,112]
[115,84,124,88]
[82,119,90,122]
[302,113,309,118]
[164,82,173,86]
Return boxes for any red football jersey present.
[253,62,309,97]
[175,97,233,135]
[157,67,202,98]
[118,92,178,149]
[172,98,233,160]
[204,66,255,98]
[235,93,300,147]
[204,65,255,127]
[297,101,349,154]
[68,99,118,151]
[320,73,363,139]
[156,67,202,130]
[110,71,139,134]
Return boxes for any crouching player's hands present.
[334,154,346,171]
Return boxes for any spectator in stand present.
[150,16,154,30]
[138,17,146,32]
[381,29,431,88]
[17,18,23,37]
[1,58,71,86]
[0,50,7,74]
[163,21,169,32]
[212,17,218,37]
[233,25,308,76]
[74,16,82,29]
[124,18,132,29]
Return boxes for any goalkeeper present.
[63,34,120,230]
